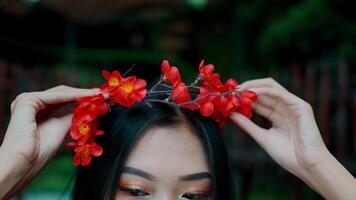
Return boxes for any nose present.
[153,192,176,200]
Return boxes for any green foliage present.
[258,0,332,56]
[27,154,75,191]
[234,0,356,68]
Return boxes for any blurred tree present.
[235,0,356,68]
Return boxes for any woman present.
[0,78,355,199]
[74,99,235,199]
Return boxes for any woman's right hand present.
[0,85,100,199]
[230,78,356,200]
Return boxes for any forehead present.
[124,124,209,179]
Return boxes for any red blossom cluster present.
[67,70,147,166]
[156,60,257,127]
[67,59,257,167]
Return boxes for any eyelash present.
[118,186,150,198]
[180,192,212,200]
[118,186,211,200]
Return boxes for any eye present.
[118,186,150,197]
[181,192,212,200]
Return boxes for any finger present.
[252,101,284,124]
[10,86,100,114]
[249,86,316,129]
[239,77,286,91]
[10,89,99,127]
[256,95,278,109]
[254,95,288,118]
[36,102,71,123]
[230,112,267,147]
[38,114,73,158]
[45,85,101,93]
[249,87,304,109]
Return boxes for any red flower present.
[202,73,223,91]
[240,107,253,118]
[223,78,238,91]
[74,94,108,118]
[199,60,215,78]
[196,87,217,117]
[240,90,257,101]
[67,141,103,167]
[172,82,194,108]
[161,60,181,85]
[100,70,123,95]
[110,76,147,107]
[100,70,147,107]
[208,95,240,127]
[70,94,108,144]
[70,113,104,144]
[236,90,257,118]
[198,60,223,92]
[196,78,252,126]
[172,82,190,103]
[218,94,240,117]
[200,102,214,117]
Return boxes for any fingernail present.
[230,112,239,119]
[102,92,109,99]
[92,88,101,94]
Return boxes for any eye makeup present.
[117,177,152,199]
[117,168,212,200]
[180,192,212,200]
[179,182,212,200]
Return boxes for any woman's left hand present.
[230,78,328,180]
[230,78,356,200]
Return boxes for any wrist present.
[302,148,332,177]
[300,149,356,200]
[0,145,31,198]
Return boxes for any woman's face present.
[115,123,212,200]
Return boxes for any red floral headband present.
[66,59,257,166]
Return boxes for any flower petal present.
[124,76,136,83]
[242,90,257,101]
[73,154,81,166]
[134,79,147,90]
[81,155,92,166]
[66,142,77,149]
[161,59,170,73]
[112,70,122,79]
[198,59,205,70]
[101,70,112,80]
[90,144,103,157]
[200,102,214,117]
[70,129,81,140]
[166,67,181,84]
[95,130,104,136]
[225,78,238,89]
[240,96,252,107]
[78,135,89,145]
[129,89,147,101]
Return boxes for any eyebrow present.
[122,166,211,182]
[122,166,156,181]
[179,172,211,181]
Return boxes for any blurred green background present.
[0,0,355,199]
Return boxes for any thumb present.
[230,112,267,147]
[38,114,73,156]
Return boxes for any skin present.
[0,79,355,199]
[0,85,101,199]
[230,78,356,199]
[115,125,212,200]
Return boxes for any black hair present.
[72,101,236,200]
